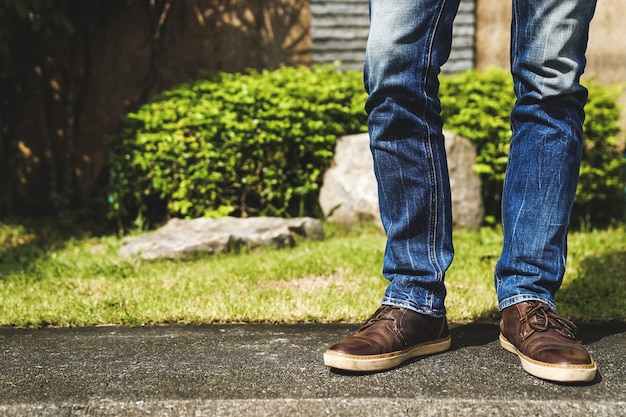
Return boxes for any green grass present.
[0,219,624,327]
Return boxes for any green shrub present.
[107,65,368,228]
[440,68,625,226]
[107,66,623,230]
[576,82,625,225]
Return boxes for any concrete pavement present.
[1,322,625,416]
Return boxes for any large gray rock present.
[120,217,324,259]
[445,130,485,230]
[318,133,381,228]
[319,131,484,230]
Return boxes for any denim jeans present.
[366,0,597,317]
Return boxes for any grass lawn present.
[0,219,624,327]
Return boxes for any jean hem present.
[381,297,446,318]
[498,295,557,312]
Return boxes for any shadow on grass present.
[557,250,626,323]
[0,217,110,281]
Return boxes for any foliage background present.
[0,0,310,219]
[107,65,368,228]
[108,66,624,230]
[1,2,623,229]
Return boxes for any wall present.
[311,0,476,74]
[310,0,369,70]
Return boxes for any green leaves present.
[107,65,622,230]
[107,65,368,228]
[576,82,625,224]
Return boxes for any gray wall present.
[311,0,475,74]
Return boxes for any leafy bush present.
[108,65,623,230]
[440,68,625,226]
[107,65,368,228]
[576,83,625,225]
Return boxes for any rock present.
[445,130,485,230]
[319,131,484,230]
[318,133,382,228]
[120,217,324,260]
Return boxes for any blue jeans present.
[366,0,597,317]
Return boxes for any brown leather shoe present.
[323,305,451,371]
[500,301,597,383]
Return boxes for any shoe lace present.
[521,302,578,340]
[358,305,398,332]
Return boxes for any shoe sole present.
[323,336,451,372]
[499,333,597,383]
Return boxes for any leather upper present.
[500,301,593,366]
[327,305,449,356]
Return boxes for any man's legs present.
[323,0,460,372]
[496,0,598,382]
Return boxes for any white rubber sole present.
[323,336,451,372]
[499,333,597,383]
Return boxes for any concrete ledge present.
[3,398,626,417]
